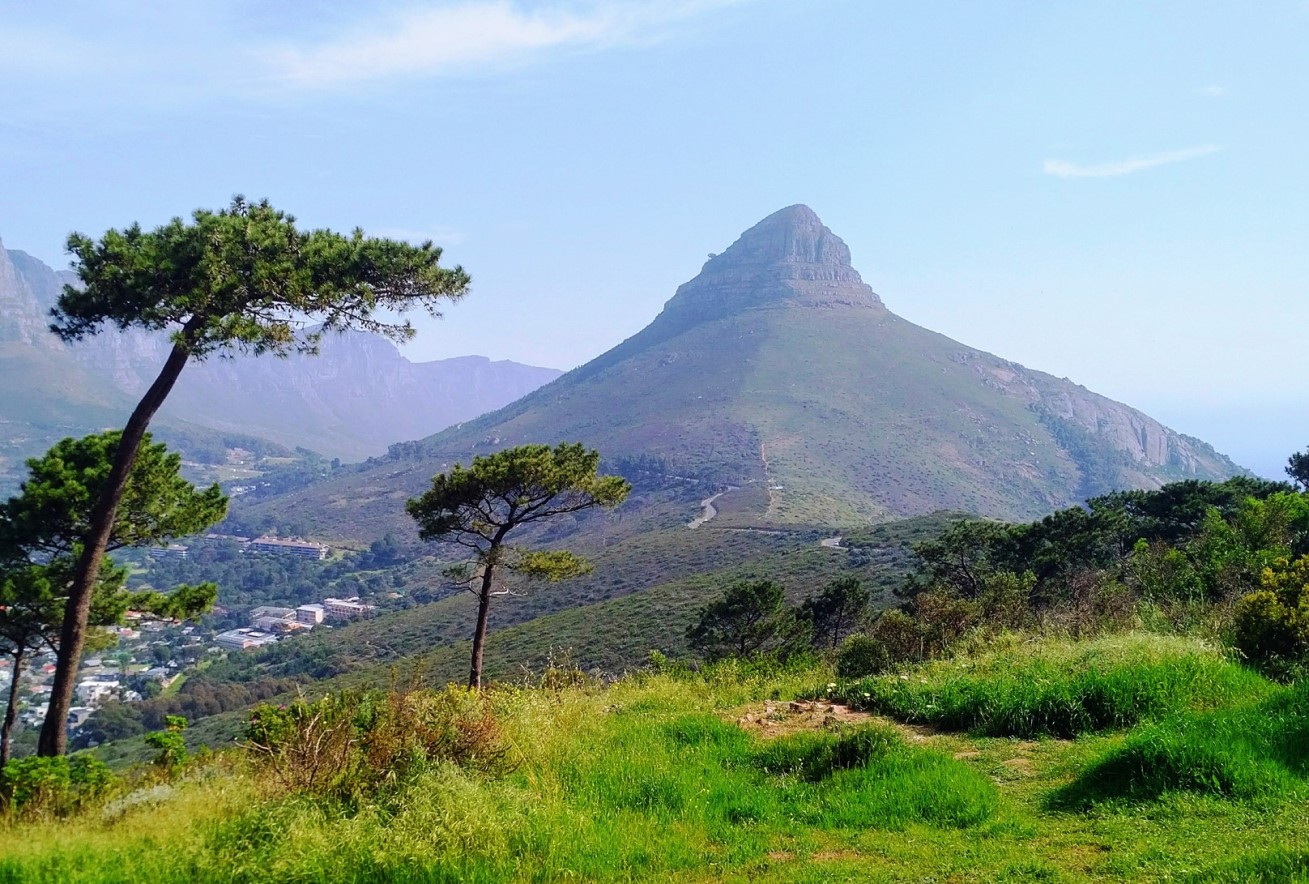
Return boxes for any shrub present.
[145,715,190,774]
[244,685,514,799]
[912,589,980,656]
[836,609,924,678]
[837,634,888,679]
[0,754,115,818]
[1044,570,1138,637]
[1233,556,1309,671]
[978,570,1036,629]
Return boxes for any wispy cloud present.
[0,1,744,111]
[1043,145,1222,179]
[1196,85,1230,98]
[260,1,738,91]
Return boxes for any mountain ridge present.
[0,241,563,482]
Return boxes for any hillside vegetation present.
[5,640,1309,882]
[9,462,1309,879]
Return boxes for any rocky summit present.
[257,205,1245,542]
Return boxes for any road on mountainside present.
[687,492,724,529]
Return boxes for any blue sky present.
[1,1,1306,477]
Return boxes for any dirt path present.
[819,536,844,549]
[760,442,777,516]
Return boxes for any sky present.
[1,0,1306,478]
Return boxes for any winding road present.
[687,492,724,529]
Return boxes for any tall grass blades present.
[1055,680,1309,807]
[830,633,1272,738]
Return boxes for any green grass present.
[1057,679,1309,807]
[1,665,994,882]
[9,637,1309,882]
[1188,849,1309,883]
[831,633,1273,738]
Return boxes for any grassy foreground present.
[4,636,1309,882]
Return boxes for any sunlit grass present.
[1057,679,1309,807]
[831,632,1273,737]
[5,640,1309,882]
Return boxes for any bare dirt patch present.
[728,700,952,746]
[731,700,874,738]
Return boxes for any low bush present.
[1233,555,1309,675]
[1054,680,1309,807]
[830,633,1271,738]
[145,715,190,774]
[836,609,924,677]
[0,754,115,818]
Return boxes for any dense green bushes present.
[0,755,114,818]
[1233,555,1309,675]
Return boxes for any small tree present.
[686,579,809,661]
[41,197,469,755]
[0,433,223,760]
[406,443,630,689]
[800,576,870,650]
[1288,448,1309,492]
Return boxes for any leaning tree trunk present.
[38,333,196,756]
[466,532,509,691]
[468,564,496,690]
[2,647,25,770]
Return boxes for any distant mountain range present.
[0,239,562,487]
[248,205,1247,541]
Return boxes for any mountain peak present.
[655,206,882,327]
[714,204,851,272]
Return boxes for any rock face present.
[267,204,1245,539]
[0,244,62,348]
[0,244,563,463]
[657,205,883,327]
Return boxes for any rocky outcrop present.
[0,243,61,348]
[656,204,884,328]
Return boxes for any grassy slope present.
[9,636,1309,882]
[734,309,1082,526]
